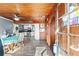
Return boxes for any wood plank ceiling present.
[0,3,57,23]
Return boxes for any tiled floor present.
[10,39,53,56]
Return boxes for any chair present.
[17,33,24,46]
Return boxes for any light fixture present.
[40,16,45,20]
[42,16,45,19]
[14,14,20,21]
[14,4,20,21]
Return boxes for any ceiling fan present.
[14,13,20,21]
[13,4,22,21]
[13,12,33,22]
[13,4,33,22]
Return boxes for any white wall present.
[34,24,40,40]
[0,16,13,37]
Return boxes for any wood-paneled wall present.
[45,4,57,47]
[60,25,79,55]
[45,16,51,46]
[58,3,79,55]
